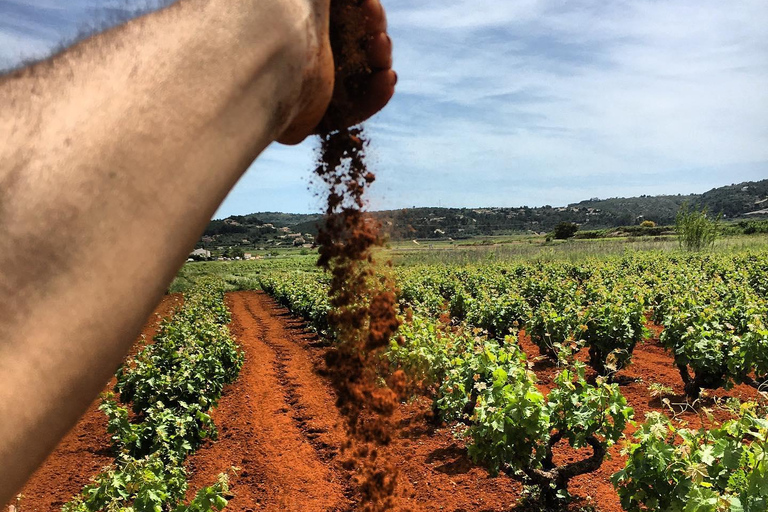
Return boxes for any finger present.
[362,0,387,34]
[351,69,397,125]
[367,32,393,70]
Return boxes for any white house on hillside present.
[190,248,211,259]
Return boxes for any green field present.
[174,231,768,292]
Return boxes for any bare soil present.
[184,291,351,511]
[13,292,762,512]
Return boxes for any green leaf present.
[699,445,716,466]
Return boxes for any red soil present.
[184,291,351,511]
[184,292,521,512]
[9,294,182,512]
[183,293,762,512]
[14,293,763,512]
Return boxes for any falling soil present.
[312,1,402,510]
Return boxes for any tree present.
[675,203,720,251]
[224,247,244,259]
[553,222,579,240]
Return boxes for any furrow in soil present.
[184,291,351,512]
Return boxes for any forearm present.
[0,0,311,499]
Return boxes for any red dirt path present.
[10,294,182,512]
[184,292,521,512]
[185,291,351,511]
[12,292,764,512]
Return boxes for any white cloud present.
[357,0,768,211]
[390,0,546,31]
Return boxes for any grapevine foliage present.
[613,403,768,512]
[656,275,768,397]
[437,340,633,505]
[255,251,768,510]
[64,279,242,512]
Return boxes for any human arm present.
[0,0,394,500]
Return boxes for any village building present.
[190,248,211,259]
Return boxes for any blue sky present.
[2,0,766,217]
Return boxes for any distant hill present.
[239,212,323,227]
[199,179,768,248]
[695,180,768,218]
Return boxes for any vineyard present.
[4,0,768,510]
[13,250,768,511]
[255,250,768,510]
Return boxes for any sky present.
[1,0,767,218]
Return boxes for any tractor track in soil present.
[183,291,352,512]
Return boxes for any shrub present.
[62,454,231,512]
[387,314,474,389]
[581,290,648,376]
[739,220,768,235]
[528,299,583,359]
[438,342,633,507]
[675,203,720,251]
[658,289,767,398]
[613,403,768,512]
[640,220,656,228]
[553,222,579,240]
[64,280,240,512]
[466,291,529,339]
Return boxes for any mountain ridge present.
[200,179,768,247]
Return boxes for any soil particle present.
[313,1,402,510]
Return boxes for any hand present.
[278,0,396,145]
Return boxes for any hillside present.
[198,179,768,248]
[695,180,768,218]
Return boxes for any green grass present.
[169,253,319,294]
[170,233,768,291]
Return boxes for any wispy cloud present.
[1,0,766,215]
[356,0,768,211]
